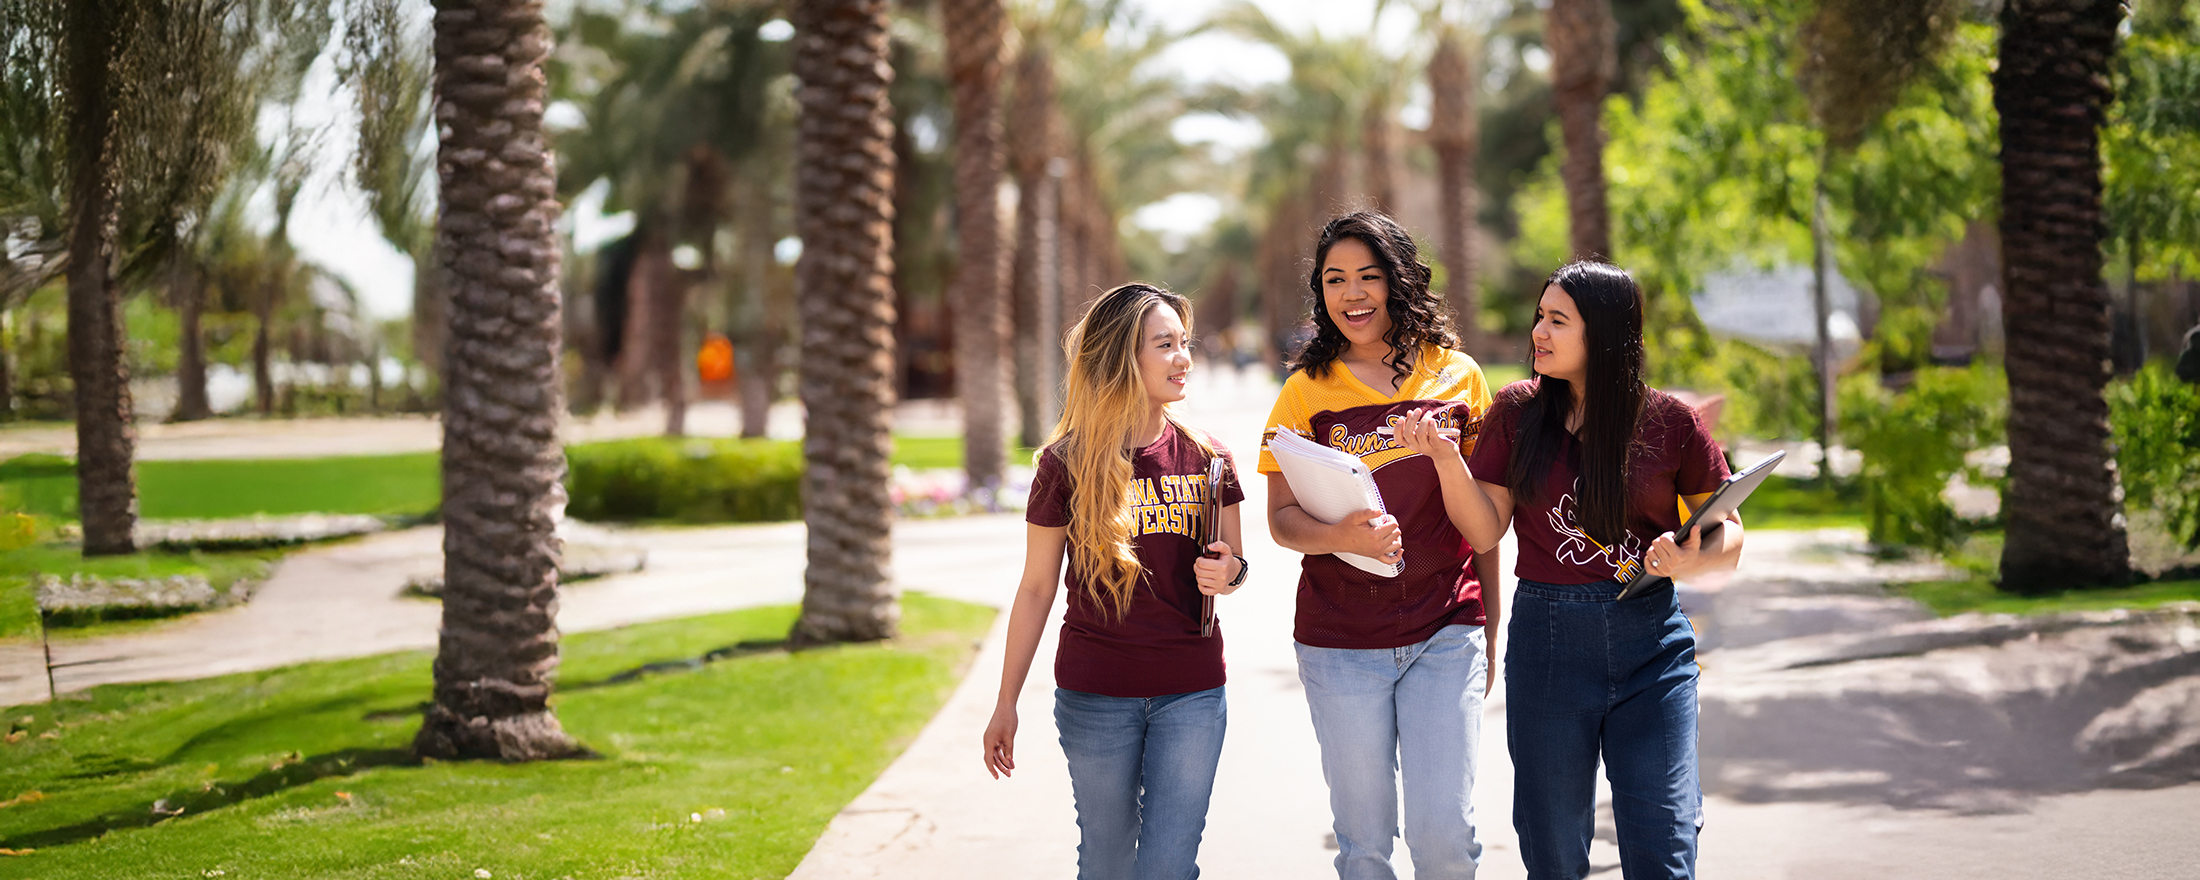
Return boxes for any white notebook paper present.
[1266,428,1403,578]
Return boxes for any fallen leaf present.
[34,731,56,741]
[0,791,43,809]
[0,847,34,856]
[334,791,352,801]
[2,732,22,745]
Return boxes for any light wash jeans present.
[1507,578,1700,880]
[1055,685,1228,880]
[1296,624,1488,880]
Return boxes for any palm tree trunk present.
[656,260,688,437]
[1008,45,1060,450]
[62,0,137,557]
[172,253,212,422]
[0,318,13,420]
[1546,0,1616,261]
[942,0,1010,496]
[412,243,448,397]
[1994,0,2131,592]
[615,227,665,411]
[737,168,780,439]
[790,0,901,646]
[414,0,580,762]
[1361,96,1395,214]
[1428,28,1479,353]
[253,270,276,416]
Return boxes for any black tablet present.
[1616,449,1786,598]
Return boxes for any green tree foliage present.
[1510,0,1998,437]
[2104,5,2200,280]
[2109,364,2200,550]
[1840,363,2006,551]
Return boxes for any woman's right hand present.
[983,704,1018,779]
[1335,508,1403,563]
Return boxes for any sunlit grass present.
[0,435,1023,526]
[1895,576,2200,617]
[0,594,994,879]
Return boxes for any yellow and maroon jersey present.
[1258,345,1494,649]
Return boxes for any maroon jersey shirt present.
[1468,380,1730,585]
[1027,425,1246,698]
[1258,347,1494,649]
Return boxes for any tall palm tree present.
[942,0,1010,497]
[1360,84,1396,214]
[413,0,580,762]
[789,0,901,645]
[1994,0,2132,592]
[1428,25,1479,352]
[1008,42,1062,450]
[60,0,136,556]
[1545,0,1615,260]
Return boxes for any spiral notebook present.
[1266,428,1402,578]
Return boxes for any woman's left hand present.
[1646,522,1718,581]
[1193,542,1243,596]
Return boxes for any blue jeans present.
[1506,578,1701,880]
[1295,624,1488,880]
[1055,685,1227,880]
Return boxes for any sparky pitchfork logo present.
[1548,479,1646,582]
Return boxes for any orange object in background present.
[698,333,736,384]
[698,333,737,400]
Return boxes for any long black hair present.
[1506,261,1646,546]
[1286,211,1459,384]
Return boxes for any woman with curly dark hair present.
[1257,210,1500,879]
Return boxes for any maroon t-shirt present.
[1467,380,1730,585]
[1026,425,1246,698]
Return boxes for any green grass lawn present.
[887,435,1040,471]
[0,436,1026,525]
[1730,476,1866,531]
[0,594,994,879]
[1482,362,1530,388]
[0,576,34,640]
[1895,576,2200,617]
[0,452,441,522]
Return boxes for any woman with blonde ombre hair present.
[983,282,1248,879]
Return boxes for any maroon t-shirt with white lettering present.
[1467,380,1730,586]
[1027,425,1246,698]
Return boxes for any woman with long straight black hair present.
[1390,261,1743,879]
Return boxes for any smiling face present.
[1531,283,1589,385]
[1320,236,1393,357]
[1136,302,1192,407]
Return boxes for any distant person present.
[2177,322,2200,383]
[1397,261,1743,879]
[983,283,1248,879]
[1260,211,1499,880]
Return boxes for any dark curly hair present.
[1286,211,1459,384]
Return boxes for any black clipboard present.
[1615,449,1785,599]
[1199,456,1224,637]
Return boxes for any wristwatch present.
[1226,554,1249,588]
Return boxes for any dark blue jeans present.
[1506,578,1701,880]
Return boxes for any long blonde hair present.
[1047,283,1215,620]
